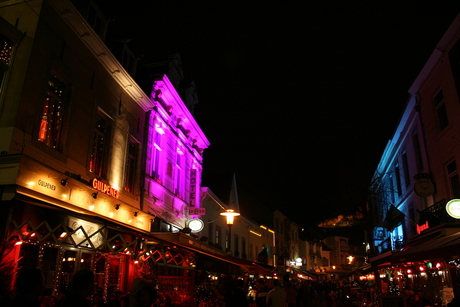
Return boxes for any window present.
[208,223,213,244]
[394,164,402,196]
[225,231,229,250]
[242,237,246,258]
[434,90,448,131]
[145,115,163,181]
[249,243,253,260]
[124,137,139,193]
[412,130,423,172]
[234,235,239,254]
[89,113,110,177]
[0,34,13,95]
[215,226,221,245]
[447,160,460,198]
[38,75,68,151]
[174,151,183,196]
[402,151,410,187]
[388,175,395,203]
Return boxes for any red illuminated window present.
[89,113,111,177]
[38,75,68,151]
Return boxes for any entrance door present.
[58,248,95,297]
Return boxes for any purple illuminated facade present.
[144,75,209,230]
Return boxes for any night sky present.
[106,2,460,226]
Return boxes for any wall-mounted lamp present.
[150,218,155,223]
[115,204,120,210]
[91,192,98,199]
[134,212,138,217]
[60,178,69,186]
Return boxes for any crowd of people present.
[4,267,460,307]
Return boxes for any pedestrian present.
[129,278,157,307]
[58,269,95,307]
[266,279,287,307]
[255,279,270,307]
[284,282,297,307]
[9,267,44,307]
[227,279,249,307]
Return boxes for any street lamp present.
[220,209,240,254]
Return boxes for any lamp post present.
[220,209,240,254]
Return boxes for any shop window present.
[89,112,111,177]
[38,75,69,151]
[124,137,139,193]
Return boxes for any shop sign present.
[413,173,435,197]
[416,221,429,234]
[187,219,204,232]
[91,178,120,199]
[189,169,197,206]
[446,199,460,219]
[189,207,206,215]
[69,218,104,248]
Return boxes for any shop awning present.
[149,232,253,274]
[391,230,460,263]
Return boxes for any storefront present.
[0,195,197,305]
[371,224,460,305]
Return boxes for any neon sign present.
[91,178,120,199]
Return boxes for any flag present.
[383,205,406,231]
[257,247,268,265]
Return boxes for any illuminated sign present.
[91,178,120,199]
[416,221,429,234]
[446,199,460,219]
[187,219,204,232]
[189,169,197,206]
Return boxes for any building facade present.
[369,13,460,301]
[0,0,209,304]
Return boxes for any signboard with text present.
[189,207,206,215]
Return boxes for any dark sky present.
[108,2,460,226]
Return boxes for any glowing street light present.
[220,209,240,253]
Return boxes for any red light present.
[419,266,425,271]
[436,263,441,269]
[407,269,412,274]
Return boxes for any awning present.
[149,232,252,274]
[391,230,460,263]
[291,267,314,279]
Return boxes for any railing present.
[418,199,460,226]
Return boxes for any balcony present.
[418,199,460,227]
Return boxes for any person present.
[9,267,44,307]
[129,278,157,307]
[284,282,297,307]
[447,297,460,307]
[58,269,95,307]
[266,279,287,307]
[255,279,270,307]
[119,295,130,307]
[325,290,335,307]
[229,279,249,307]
